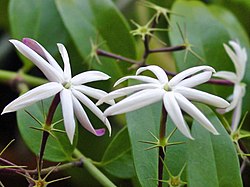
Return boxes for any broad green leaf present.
[9,0,68,71]
[126,102,161,187]
[210,0,250,36]
[169,0,233,97]
[187,104,242,187]
[101,126,135,179]
[208,5,250,113]
[55,0,136,80]
[17,97,78,162]
[164,118,188,181]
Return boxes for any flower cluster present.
[3,38,246,143]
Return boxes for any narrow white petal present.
[231,99,242,132]
[71,71,110,85]
[213,71,238,83]
[104,89,164,116]
[175,93,219,135]
[72,95,105,136]
[226,41,247,80]
[176,71,212,88]
[229,41,247,66]
[224,43,239,71]
[57,43,72,81]
[96,83,160,105]
[2,82,63,114]
[22,38,63,75]
[114,75,160,87]
[163,92,193,139]
[169,66,215,87]
[74,85,115,105]
[60,89,75,144]
[9,40,63,82]
[136,65,168,84]
[174,86,230,108]
[224,84,243,113]
[72,89,111,135]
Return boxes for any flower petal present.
[96,83,160,106]
[213,71,238,83]
[231,43,247,80]
[2,82,63,114]
[231,98,242,132]
[60,89,75,144]
[114,75,159,87]
[225,41,247,80]
[176,71,212,88]
[72,89,111,135]
[136,65,168,84]
[57,43,72,81]
[174,86,229,108]
[104,89,164,116]
[74,85,115,105]
[163,92,193,139]
[10,39,63,82]
[71,71,110,85]
[175,93,219,135]
[72,95,105,136]
[22,38,63,75]
[169,66,215,87]
[224,84,244,113]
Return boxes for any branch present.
[96,49,139,65]
[0,70,47,87]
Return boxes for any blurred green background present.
[0,0,250,186]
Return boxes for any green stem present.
[73,149,117,187]
[0,70,47,86]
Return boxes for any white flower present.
[213,41,247,131]
[2,38,113,143]
[97,65,229,139]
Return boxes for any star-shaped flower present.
[2,38,113,143]
[97,65,229,139]
[213,41,247,131]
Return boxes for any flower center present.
[163,83,170,91]
[63,81,71,89]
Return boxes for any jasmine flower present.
[213,41,247,131]
[98,65,229,139]
[2,38,113,143]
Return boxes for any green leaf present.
[164,118,188,181]
[126,102,161,187]
[9,0,69,71]
[55,0,137,80]
[101,126,135,179]
[17,97,78,162]
[210,0,250,37]
[187,104,242,187]
[169,0,233,97]
[169,1,231,69]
